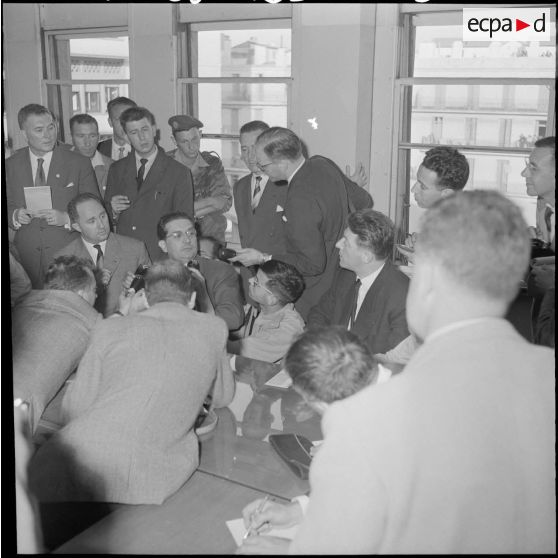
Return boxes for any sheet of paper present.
[226,518,298,547]
[265,368,292,389]
[24,186,52,212]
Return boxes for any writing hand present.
[35,209,69,227]
[230,248,266,267]
[111,195,131,215]
[242,499,302,534]
[15,208,33,225]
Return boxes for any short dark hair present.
[534,136,555,159]
[157,211,195,241]
[255,127,303,162]
[259,260,305,305]
[348,209,395,260]
[107,96,137,118]
[120,106,156,129]
[422,146,469,192]
[69,113,99,134]
[18,104,55,129]
[285,326,378,404]
[43,255,96,293]
[144,259,196,306]
[67,193,107,224]
[240,120,270,136]
[417,190,530,304]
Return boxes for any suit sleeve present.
[211,322,236,409]
[306,280,337,329]
[385,278,410,352]
[138,242,152,267]
[6,158,25,230]
[77,156,101,196]
[104,163,118,203]
[289,402,387,554]
[274,191,327,276]
[208,265,245,331]
[172,165,195,222]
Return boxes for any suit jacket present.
[94,152,113,198]
[28,302,235,505]
[97,138,113,159]
[55,232,151,317]
[198,257,244,331]
[11,289,102,433]
[6,146,100,288]
[307,262,409,354]
[272,156,373,320]
[290,320,555,554]
[104,148,194,260]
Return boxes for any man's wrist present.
[112,310,125,317]
[260,253,272,264]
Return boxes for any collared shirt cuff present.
[291,494,310,516]
[229,354,237,371]
[13,210,22,229]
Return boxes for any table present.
[54,471,284,554]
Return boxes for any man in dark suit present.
[97,96,137,160]
[55,193,151,317]
[6,104,100,288]
[233,120,288,301]
[157,212,244,331]
[307,209,409,355]
[104,106,194,261]
[231,127,373,319]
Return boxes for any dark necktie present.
[93,244,104,270]
[252,176,262,212]
[35,158,46,186]
[348,279,361,329]
[137,158,148,189]
[118,146,125,160]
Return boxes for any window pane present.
[180,82,289,135]
[407,148,538,233]
[413,23,556,78]
[68,36,130,79]
[407,84,549,147]
[197,28,291,78]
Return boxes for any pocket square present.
[66,182,75,188]
[276,205,284,212]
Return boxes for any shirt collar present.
[356,262,385,288]
[135,147,158,166]
[28,148,53,165]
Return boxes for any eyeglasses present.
[524,159,537,172]
[249,275,274,295]
[166,230,197,241]
[256,161,274,172]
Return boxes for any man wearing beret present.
[167,115,232,243]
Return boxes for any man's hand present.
[230,248,266,267]
[116,288,148,316]
[242,499,302,534]
[122,271,136,291]
[99,268,112,286]
[194,196,229,216]
[235,535,291,555]
[346,162,368,189]
[111,195,131,216]
[15,208,33,225]
[35,209,69,227]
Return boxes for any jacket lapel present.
[134,148,167,202]
[352,263,392,334]
[103,233,121,274]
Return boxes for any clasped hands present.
[16,208,69,227]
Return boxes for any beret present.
[168,115,203,132]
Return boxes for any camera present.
[217,247,237,261]
[129,264,150,292]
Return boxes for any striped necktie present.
[251,176,262,212]
[35,158,46,186]
[93,244,104,270]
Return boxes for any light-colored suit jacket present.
[290,319,555,554]
[55,232,151,317]
[29,302,235,505]
[93,152,113,198]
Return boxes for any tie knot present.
[140,158,148,165]
[255,175,262,183]
[37,158,44,165]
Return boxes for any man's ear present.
[440,188,454,199]
[21,129,29,144]
[158,239,168,254]
[187,291,196,309]
[71,222,81,234]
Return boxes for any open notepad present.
[264,368,292,389]
[226,518,298,547]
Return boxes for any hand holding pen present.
[243,495,270,539]
[241,495,303,538]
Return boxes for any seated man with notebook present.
[228,260,305,363]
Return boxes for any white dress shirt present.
[82,238,107,265]
[135,148,158,181]
[28,149,53,183]
[354,263,385,319]
[111,141,132,161]
[251,173,269,209]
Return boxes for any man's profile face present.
[174,128,201,160]
[71,122,100,159]
[158,218,198,264]
[248,269,273,304]
[240,130,264,174]
[521,146,555,199]
[22,113,57,156]
[109,103,134,143]
[72,199,110,244]
[412,164,447,209]
[336,227,368,273]
[124,117,156,156]
[255,143,286,182]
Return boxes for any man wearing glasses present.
[231,127,373,320]
[156,212,244,331]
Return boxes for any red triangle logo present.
[516,19,530,31]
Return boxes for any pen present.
[243,494,270,540]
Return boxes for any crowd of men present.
[9,97,555,553]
